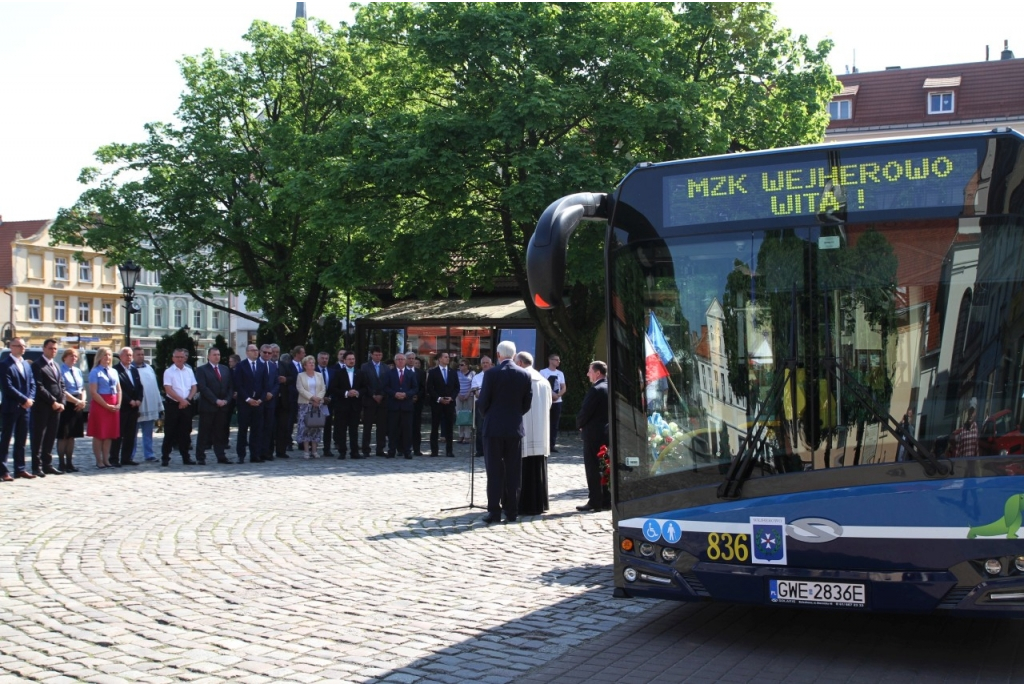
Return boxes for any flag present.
[645,333,669,384]
[647,312,674,366]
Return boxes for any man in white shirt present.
[539,354,566,452]
[161,348,198,466]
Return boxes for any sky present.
[1,1,1021,222]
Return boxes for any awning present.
[361,296,532,323]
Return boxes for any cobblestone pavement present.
[0,430,657,684]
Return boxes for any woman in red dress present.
[87,347,121,468]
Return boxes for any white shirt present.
[163,364,197,401]
[471,370,485,399]
[539,368,566,403]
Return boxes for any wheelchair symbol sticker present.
[661,521,681,544]
[642,519,662,542]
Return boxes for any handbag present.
[304,406,326,428]
[455,408,473,427]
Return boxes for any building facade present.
[1,217,230,354]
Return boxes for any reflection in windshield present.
[612,217,1024,500]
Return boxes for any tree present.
[348,2,838,415]
[154,327,198,382]
[51,18,373,347]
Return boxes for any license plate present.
[769,579,866,607]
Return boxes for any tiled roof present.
[0,219,49,288]
[828,58,1024,132]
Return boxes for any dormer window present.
[829,100,852,120]
[928,91,955,114]
[924,76,959,115]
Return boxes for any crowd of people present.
[0,335,610,522]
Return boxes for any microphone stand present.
[442,396,485,512]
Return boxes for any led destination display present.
[664,147,980,227]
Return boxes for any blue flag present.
[647,312,674,366]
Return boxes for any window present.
[828,99,852,120]
[929,91,954,114]
[133,298,144,327]
[193,309,202,330]
[54,257,68,281]
[79,260,92,282]
[28,298,41,321]
[79,301,91,323]
[154,307,164,328]
[102,302,114,324]
[212,311,222,330]
[54,299,66,323]
[174,306,184,328]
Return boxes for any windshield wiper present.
[718,356,951,500]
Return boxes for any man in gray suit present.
[478,340,533,524]
[196,347,233,464]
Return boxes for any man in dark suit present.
[110,346,143,467]
[427,350,460,457]
[405,351,427,456]
[478,341,533,524]
[360,345,388,456]
[196,347,233,464]
[330,351,363,458]
[1,338,37,480]
[576,360,610,512]
[276,345,303,456]
[259,344,281,461]
[30,338,67,476]
[233,344,265,464]
[383,353,418,459]
[315,351,336,457]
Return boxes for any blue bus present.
[527,129,1024,615]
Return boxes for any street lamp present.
[119,261,142,347]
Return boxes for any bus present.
[527,129,1024,616]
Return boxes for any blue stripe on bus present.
[633,477,1023,529]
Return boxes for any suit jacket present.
[196,362,232,412]
[576,377,609,443]
[426,365,461,405]
[383,366,418,411]
[232,358,266,405]
[296,371,326,404]
[1,355,36,414]
[411,366,427,407]
[32,356,67,412]
[112,361,143,413]
[359,360,387,406]
[330,364,363,414]
[280,358,301,403]
[263,360,280,404]
[478,359,533,438]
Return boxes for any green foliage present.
[308,314,345,357]
[52,3,837,387]
[212,334,235,361]
[154,328,198,381]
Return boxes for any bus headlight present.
[661,548,679,562]
[985,559,1003,575]
[1015,556,1024,573]
[623,567,638,582]
[639,543,655,557]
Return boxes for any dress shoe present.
[505,517,518,524]
[404,453,413,460]
[278,454,290,459]
[551,448,559,453]
[446,452,455,458]
[376,452,386,457]
[414,451,424,456]
[110,463,123,468]
[33,470,46,478]
[482,513,500,525]
[122,460,140,466]
[217,458,231,464]
[182,458,197,465]
[43,465,64,475]
[386,453,395,459]
[161,459,170,467]
[352,454,365,459]
[1,473,13,482]
[264,455,275,461]
[197,459,207,465]
[576,504,598,512]
[337,454,347,460]
[323,450,334,457]
[15,471,36,479]
[429,452,439,457]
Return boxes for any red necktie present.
[399,369,404,385]
[214,365,221,381]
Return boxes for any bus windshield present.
[606,133,1024,503]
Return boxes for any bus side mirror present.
[527,192,609,309]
